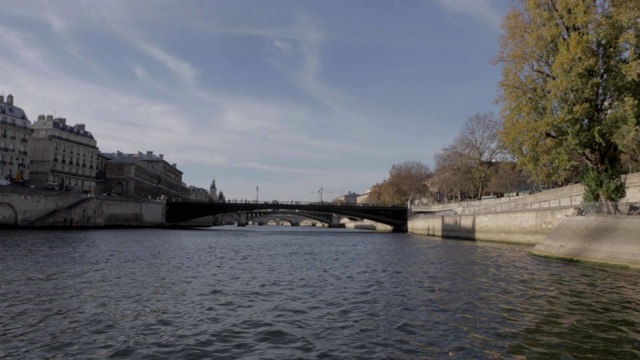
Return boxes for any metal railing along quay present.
[460,194,583,215]
[417,197,640,217]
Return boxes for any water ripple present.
[1,228,639,359]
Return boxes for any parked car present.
[0,179,10,186]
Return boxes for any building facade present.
[333,191,361,205]
[101,151,189,199]
[0,95,32,183]
[189,185,213,201]
[29,114,99,191]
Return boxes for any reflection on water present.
[1,227,639,359]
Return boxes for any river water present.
[1,226,639,359]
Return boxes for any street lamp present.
[256,186,259,203]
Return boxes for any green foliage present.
[582,164,626,203]
[497,0,640,192]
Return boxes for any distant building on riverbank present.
[0,95,31,184]
[333,191,361,205]
[189,185,213,201]
[101,151,189,199]
[0,92,206,197]
[29,114,99,192]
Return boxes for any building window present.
[115,181,124,195]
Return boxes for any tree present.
[497,0,640,202]
[432,143,476,201]
[368,161,432,205]
[456,112,504,199]
[385,160,433,205]
[432,113,504,200]
[485,161,523,195]
[365,181,398,205]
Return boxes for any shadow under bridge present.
[165,202,409,232]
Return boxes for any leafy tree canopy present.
[368,161,432,205]
[497,0,640,201]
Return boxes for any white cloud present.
[271,38,292,53]
[128,37,200,86]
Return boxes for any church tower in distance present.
[209,177,219,202]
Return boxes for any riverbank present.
[408,172,640,268]
[408,211,640,269]
[531,216,640,269]
[407,207,575,245]
[0,186,217,228]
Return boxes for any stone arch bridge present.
[166,201,409,232]
[218,210,340,227]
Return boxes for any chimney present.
[6,94,13,105]
[75,123,85,131]
[159,154,164,160]
[38,114,45,121]
[58,117,66,125]
[0,95,4,103]
[173,163,177,168]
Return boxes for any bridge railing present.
[169,198,406,208]
[418,198,640,217]
[460,194,583,215]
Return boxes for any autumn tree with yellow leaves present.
[497,0,640,202]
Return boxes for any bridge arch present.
[247,211,336,227]
[166,202,408,232]
[0,202,17,226]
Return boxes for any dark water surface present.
[1,227,639,359]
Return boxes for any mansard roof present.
[32,115,95,139]
[0,102,28,121]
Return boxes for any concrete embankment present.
[0,187,213,228]
[408,209,640,268]
[531,217,640,269]
[408,207,575,245]
[409,172,640,267]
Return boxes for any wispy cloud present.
[433,0,506,30]
[0,25,48,72]
[125,35,200,86]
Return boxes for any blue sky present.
[0,0,512,202]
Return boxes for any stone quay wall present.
[0,187,167,228]
[408,207,575,245]
[408,172,640,268]
[532,217,640,269]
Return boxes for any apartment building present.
[29,114,99,191]
[0,94,31,183]
[101,151,190,199]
